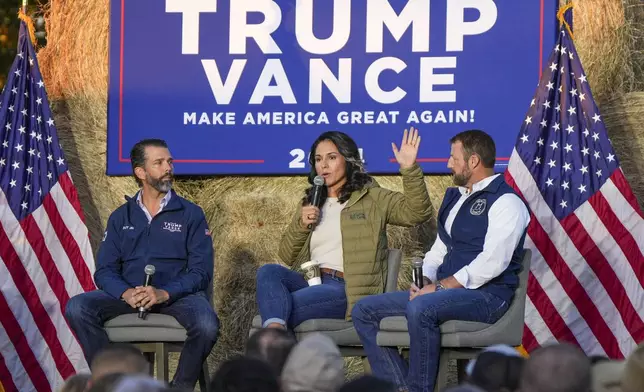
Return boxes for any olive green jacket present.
[278,163,432,319]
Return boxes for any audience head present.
[282,333,344,392]
[89,344,150,386]
[468,351,525,392]
[129,138,173,191]
[464,344,525,392]
[339,375,395,392]
[210,356,279,392]
[58,373,90,392]
[246,327,297,374]
[592,343,644,392]
[442,385,486,392]
[112,375,167,392]
[86,372,126,392]
[448,130,496,187]
[592,360,625,392]
[519,343,591,392]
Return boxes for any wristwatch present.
[436,281,445,291]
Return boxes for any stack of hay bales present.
[35,0,643,384]
[573,0,644,211]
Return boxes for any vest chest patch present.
[350,212,366,220]
[470,199,487,216]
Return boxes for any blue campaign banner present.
[107,0,558,175]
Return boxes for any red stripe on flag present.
[505,172,581,347]
[0,341,22,392]
[522,324,539,353]
[42,194,95,292]
[590,189,644,285]
[20,216,71,315]
[525,272,580,346]
[561,212,643,344]
[505,172,606,353]
[527,214,622,357]
[57,172,86,224]
[589,188,644,288]
[611,169,644,218]
[0,271,51,392]
[5,217,76,379]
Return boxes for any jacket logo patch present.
[350,212,366,220]
[122,225,134,230]
[470,199,487,216]
[163,222,183,233]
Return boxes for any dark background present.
[0,0,47,88]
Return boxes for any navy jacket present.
[436,176,527,304]
[94,190,214,303]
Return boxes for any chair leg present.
[361,356,371,374]
[199,361,210,392]
[434,350,450,392]
[144,352,155,377]
[456,359,469,383]
[155,342,169,383]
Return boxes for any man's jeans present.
[65,290,219,389]
[256,264,347,328]
[352,289,509,392]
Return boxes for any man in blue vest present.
[351,130,530,392]
[65,139,218,389]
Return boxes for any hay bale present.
[38,0,109,97]
[36,0,643,386]
[602,92,644,211]
[624,1,644,89]
[573,0,636,103]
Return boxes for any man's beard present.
[146,173,173,193]
[452,166,471,187]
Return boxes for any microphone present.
[412,259,424,289]
[307,176,325,230]
[138,264,156,319]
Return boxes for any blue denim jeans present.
[256,264,347,328]
[351,289,509,392]
[65,290,219,389]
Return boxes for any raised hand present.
[392,127,421,169]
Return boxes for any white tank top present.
[310,197,347,272]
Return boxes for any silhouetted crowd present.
[58,329,644,392]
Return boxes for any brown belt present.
[320,268,344,279]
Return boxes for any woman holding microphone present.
[256,127,431,329]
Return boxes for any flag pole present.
[17,0,37,46]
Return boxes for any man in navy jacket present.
[65,139,218,389]
[351,130,530,392]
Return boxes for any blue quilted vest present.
[436,175,527,304]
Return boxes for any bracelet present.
[436,281,445,291]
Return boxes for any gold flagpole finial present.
[18,3,37,47]
[557,2,575,40]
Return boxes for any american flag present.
[505,13,644,359]
[0,22,96,391]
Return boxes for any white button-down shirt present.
[422,174,530,289]
[136,190,172,223]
